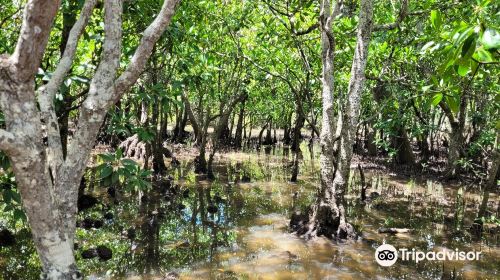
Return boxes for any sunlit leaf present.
[431,93,443,106]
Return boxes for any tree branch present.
[114,0,180,100]
[295,23,319,36]
[37,0,97,169]
[10,0,61,82]
[373,0,408,32]
[0,6,22,29]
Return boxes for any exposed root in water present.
[119,134,148,161]
[119,134,172,162]
[290,203,357,241]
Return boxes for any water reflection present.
[0,145,498,279]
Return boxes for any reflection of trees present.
[138,190,160,274]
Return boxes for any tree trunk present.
[478,148,499,218]
[292,0,373,240]
[392,125,415,166]
[0,0,179,277]
[366,123,377,156]
[234,100,245,148]
[290,150,301,182]
[446,122,464,177]
[151,96,166,174]
[291,104,305,152]
[283,113,292,145]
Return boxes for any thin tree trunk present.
[291,104,305,152]
[234,100,245,148]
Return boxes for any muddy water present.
[172,148,499,280]
[0,146,498,279]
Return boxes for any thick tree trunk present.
[290,151,301,182]
[283,113,292,145]
[441,87,468,178]
[392,125,416,165]
[0,0,179,278]
[264,119,273,145]
[446,123,464,177]
[292,0,373,240]
[258,122,268,146]
[207,93,246,178]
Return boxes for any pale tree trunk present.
[478,131,499,218]
[0,0,179,278]
[292,0,373,240]
[440,68,473,178]
[332,0,373,238]
[440,100,466,178]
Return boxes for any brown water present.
[171,148,499,280]
[0,145,498,279]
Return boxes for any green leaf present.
[121,159,138,167]
[430,10,442,30]
[422,85,433,92]
[99,153,115,162]
[13,209,26,222]
[457,64,469,76]
[3,190,12,204]
[431,93,443,106]
[481,28,500,50]
[474,48,494,63]
[461,34,476,58]
[445,95,460,113]
[99,166,113,179]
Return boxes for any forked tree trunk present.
[0,0,179,278]
[292,0,373,240]
[207,93,247,178]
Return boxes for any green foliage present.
[0,172,26,226]
[95,149,152,192]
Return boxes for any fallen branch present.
[378,227,411,234]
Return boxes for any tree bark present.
[478,147,499,218]
[0,0,179,277]
[291,104,305,152]
[234,100,245,148]
[293,0,373,240]
[392,125,416,165]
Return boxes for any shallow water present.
[0,145,498,279]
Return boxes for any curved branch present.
[114,0,181,99]
[37,0,97,168]
[373,0,408,32]
[10,0,60,82]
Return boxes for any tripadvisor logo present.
[374,244,482,267]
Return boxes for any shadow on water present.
[0,144,498,279]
